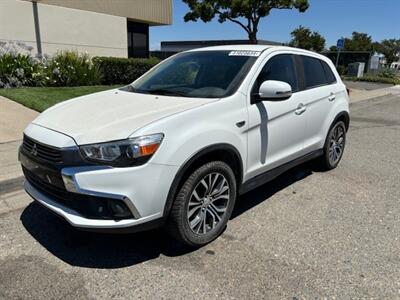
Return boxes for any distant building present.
[0,0,172,58]
[160,39,284,52]
[321,51,372,73]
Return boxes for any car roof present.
[186,45,322,56]
[185,45,333,64]
[186,44,274,52]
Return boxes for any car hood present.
[32,89,215,145]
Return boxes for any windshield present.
[126,51,258,98]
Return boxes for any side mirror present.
[253,80,292,103]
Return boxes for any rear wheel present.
[318,121,346,170]
[167,161,237,247]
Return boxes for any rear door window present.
[321,61,337,84]
[301,56,327,89]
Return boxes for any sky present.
[150,0,400,50]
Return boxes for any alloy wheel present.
[328,124,345,165]
[186,172,230,235]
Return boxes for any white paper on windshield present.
[228,50,261,57]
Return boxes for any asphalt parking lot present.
[0,93,399,299]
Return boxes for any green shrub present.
[93,56,160,85]
[0,53,47,88]
[336,65,347,76]
[1,41,159,88]
[46,51,101,86]
[377,68,397,79]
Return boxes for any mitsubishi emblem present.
[31,143,38,156]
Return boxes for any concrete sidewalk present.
[349,85,400,103]
[0,96,38,192]
[0,96,38,144]
[344,80,400,103]
[0,140,24,183]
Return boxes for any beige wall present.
[25,0,173,25]
[0,0,129,57]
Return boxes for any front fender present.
[130,94,249,171]
[152,126,247,170]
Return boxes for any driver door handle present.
[295,103,307,115]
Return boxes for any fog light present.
[108,200,132,219]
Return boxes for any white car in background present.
[20,45,350,247]
[390,62,400,70]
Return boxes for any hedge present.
[93,56,161,85]
[1,41,162,88]
[47,51,102,87]
[343,76,400,85]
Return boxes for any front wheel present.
[167,161,237,247]
[318,121,347,170]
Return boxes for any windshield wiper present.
[120,85,154,95]
[146,89,188,97]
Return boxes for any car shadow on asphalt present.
[20,203,192,269]
[232,163,313,219]
[20,162,314,269]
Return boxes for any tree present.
[376,39,400,64]
[289,26,326,52]
[182,0,309,43]
[343,32,373,51]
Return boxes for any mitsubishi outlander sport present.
[20,46,349,247]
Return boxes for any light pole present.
[32,1,42,57]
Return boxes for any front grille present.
[23,165,64,192]
[23,166,133,220]
[23,135,63,163]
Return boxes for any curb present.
[0,176,25,196]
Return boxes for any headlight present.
[80,133,164,167]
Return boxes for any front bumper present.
[23,162,179,230]
[25,180,156,229]
[21,124,179,231]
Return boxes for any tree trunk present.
[248,31,258,44]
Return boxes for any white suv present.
[20,46,349,246]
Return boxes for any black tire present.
[318,121,346,170]
[166,161,237,247]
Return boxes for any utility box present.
[348,62,365,78]
[370,55,380,70]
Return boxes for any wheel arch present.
[332,111,350,131]
[321,110,350,151]
[162,143,243,220]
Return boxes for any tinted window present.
[321,61,336,84]
[302,56,326,88]
[256,54,298,92]
[129,51,257,98]
[127,21,149,58]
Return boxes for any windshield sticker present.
[229,50,261,57]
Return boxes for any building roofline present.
[161,39,284,46]
[24,0,172,25]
